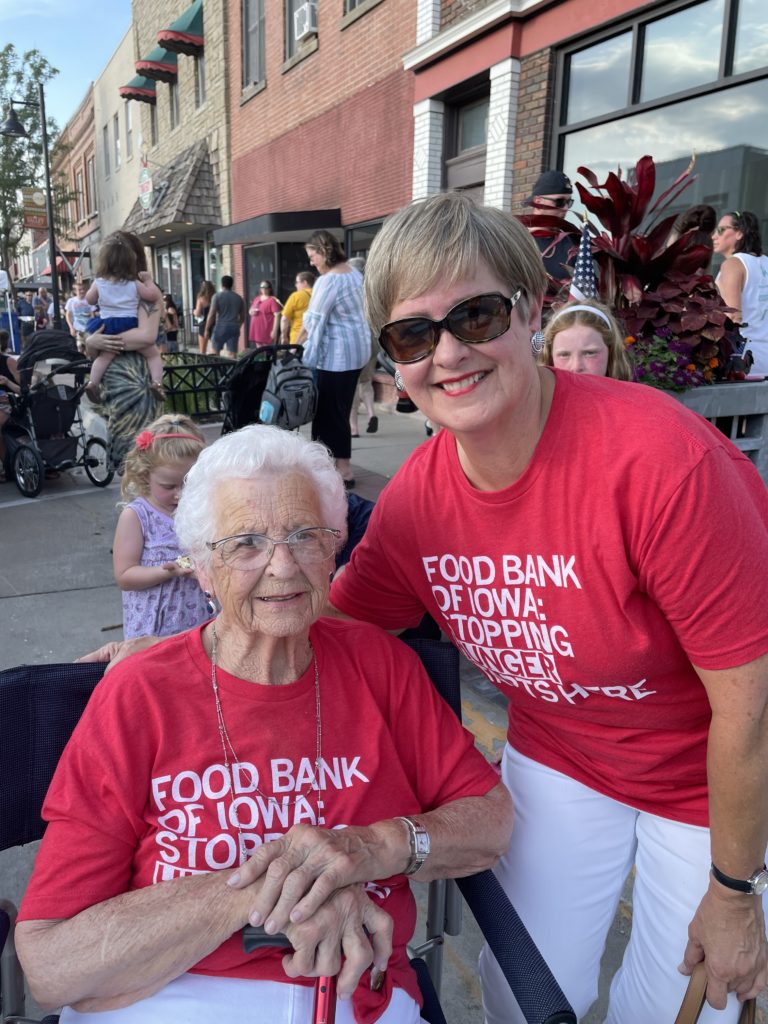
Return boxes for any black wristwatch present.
[711,862,768,895]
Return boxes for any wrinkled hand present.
[229,823,395,935]
[75,635,159,672]
[282,884,392,999]
[681,885,768,1007]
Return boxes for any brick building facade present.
[216,0,417,307]
[407,0,768,242]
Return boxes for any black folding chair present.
[0,650,575,1024]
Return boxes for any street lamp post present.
[1,81,61,329]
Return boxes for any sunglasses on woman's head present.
[378,290,523,364]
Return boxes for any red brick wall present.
[511,48,556,210]
[228,0,415,228]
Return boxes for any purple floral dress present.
[122,496,210,638]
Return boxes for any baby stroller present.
[220,344,316,434]
[2,329,115,498]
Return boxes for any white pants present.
[479,745,764,1024]
[61,974,425,1023]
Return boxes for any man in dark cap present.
[523,170,574,280]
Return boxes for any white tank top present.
[726,254,768,375]
[95,277,139,320]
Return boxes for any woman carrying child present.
[85,233,165,400]
[113,415,210,638]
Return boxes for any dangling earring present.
[394,369,406,392]
[204,591,216,616]
[531,330,545,354]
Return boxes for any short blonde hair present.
[120,414,205,501]
[541,300,633,382]
[364,193,547,338]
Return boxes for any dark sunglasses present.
[379,291,523,365]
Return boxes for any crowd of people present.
[4,184,768,1024]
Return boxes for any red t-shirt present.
[19,619,498,1021]
[248,296,281,346]
[332,371,768,826]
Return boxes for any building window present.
[169,80,180,129]
[345,220,383,259]
[113,113,121,170]
[150,103,159,147]
[87,156,96,213]
[194,55,206,107]
[102,124,110,176]
[555,0,768,245]
[243,0,265,86]
[444,81,489,199]
[125,100,133,160]
[75,169,84,222]
[344,0,365,10]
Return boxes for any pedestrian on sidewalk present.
[348,257,379,438]
[330,191,768,1024]
[297,231,369,488]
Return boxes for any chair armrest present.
[456,870,576,1024]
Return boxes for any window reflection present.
[640,0,723,102]
[733,0,768,75]
[458,98,489,152]
[566,33,632,125]
[562,81,768,244]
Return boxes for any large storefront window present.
[555,0,768,244]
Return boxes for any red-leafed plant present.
[521,156,744,389]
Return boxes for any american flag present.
[569,223,598,301]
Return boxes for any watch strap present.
[398,815,430,876]
[711,861,766,894]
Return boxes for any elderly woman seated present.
[15,425,512,1024]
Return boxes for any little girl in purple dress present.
[113,415,210,638]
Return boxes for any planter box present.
[673,381,768,482]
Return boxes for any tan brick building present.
[121,0,231,328]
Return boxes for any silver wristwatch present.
[398,815,430,876]
[711,862,768,896]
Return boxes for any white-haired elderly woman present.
[327,192,768,1023]
[16,425,511,1024]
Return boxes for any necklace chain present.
[211,621,323,813]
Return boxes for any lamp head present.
[0,105,28,139]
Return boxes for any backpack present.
[259,354,317,430]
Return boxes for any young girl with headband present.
[541,299,633,381]
[113,415,210,638]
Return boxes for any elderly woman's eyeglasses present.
[715,224,738,235]
[207,527,340,570]
[379,291,523,365]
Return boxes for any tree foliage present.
[0,44,59,285]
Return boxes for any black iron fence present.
[162,352,231,419]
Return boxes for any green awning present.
[135,46,178,84]
[119,75,157,105]
[157,0,204,56]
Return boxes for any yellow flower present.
[686,364,696,372]
[625,336,636,346]
[709,357,719,368]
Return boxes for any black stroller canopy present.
[16,330,81,373]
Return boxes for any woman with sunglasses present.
[713,211,768,376]
[329,193,768,1024]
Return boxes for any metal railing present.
[162,352,231,419]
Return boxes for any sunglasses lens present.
[380,319,437,363]
[448,294,510,343]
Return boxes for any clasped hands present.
[228,823,398,998]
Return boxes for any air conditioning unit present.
[294,1,318,42]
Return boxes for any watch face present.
[751,871,768,895]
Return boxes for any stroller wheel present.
[12,444,45,498]
[83,437,115,488]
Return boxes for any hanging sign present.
[20,187,48,230]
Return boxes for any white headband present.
[549,304,613,329]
